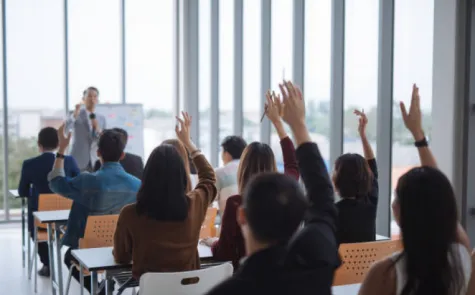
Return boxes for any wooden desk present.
[33,210,70,295]
[72,245,213,295]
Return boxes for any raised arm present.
[64,103,82,133]
[265,91,299,180]
[279,81,336,229]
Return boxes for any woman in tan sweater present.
[113,112,217,279]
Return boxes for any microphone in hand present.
[89,113,96,120]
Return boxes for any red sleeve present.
[280,136,300,180]
[211,195,242,264]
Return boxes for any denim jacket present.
[48,162,141,248]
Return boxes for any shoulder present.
[226,195,242,206]
[22,156,37,167]
[128,153,142,162]
[359,257,396,295]
[120,203,137,217]
[206,277,245,295]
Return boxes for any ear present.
[119,152,126,161]
[236,206,247,227]
[96,149,101,158]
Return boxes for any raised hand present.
[354,109,368,138]
[57,123,72,152]
[175,111,192,146]
[279,81,305,129]
[265,90,284,124]
[400,84,424,140]
[73,101,82,118]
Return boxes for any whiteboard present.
[95,104,144,158]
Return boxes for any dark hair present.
[333,153,372,199]
[136,144,189,221]
[221,136,247,160]
[112,128,128,146]
[161,139,192,192]
[395,166,464,295]
[237,142,277,193]
[38,127,59,150]
[243,173,307,243]
[98,130,125,162]
[83,86,99,96]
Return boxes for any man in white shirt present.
[64,87,107,172]
[215,136,247,214]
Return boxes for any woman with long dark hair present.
[359,85,473,295]
[201,90,300,269]
[161,138,193,192]
[113,112,217,279]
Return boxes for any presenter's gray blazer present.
[65,109,106,171]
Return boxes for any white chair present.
[139,263,233,295]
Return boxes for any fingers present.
[400,101,408,121]
[278,83,289,102]
[284,81,297,99]
[175,116,185,131]
[353,109,363,116]
[265,90,273,106]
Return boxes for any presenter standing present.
[65,86,107,172]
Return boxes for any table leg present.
[105,272,113,295]
[79,265,84,295]
[21,197,25,268]
[90,271,98,295]
[54,223,64,295]
[47,224,57,295]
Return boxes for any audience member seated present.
[333,110,378,243]
[48,127,140,295]
[201,89,300,269]
[113,112,217,279]
[161,138,193,192]
[18,127,80,277]
[94,127,144,179]
[359,84,475,295]
[215,135,247,215]
[206,81,340,295]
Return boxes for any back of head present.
[161,139,192,192]
[136,144,188,221]
[237,142,277,193]
[38,127,59,151]
[243,173,307,244]
[221,136,247,160]
[333,153,372,199]
[112,128,128,146]
[395,166,463,295]
[98,130,125,162]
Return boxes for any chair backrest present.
[200,207,218,239]
[79,215,119,249]
[333,239,402,286]
[36,194,73,229]
[139,263,233,295]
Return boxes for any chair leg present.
[34,228,38,293]
[65,265,74,295]
[28,232,38,280]
[27,231,31,276]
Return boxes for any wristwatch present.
[414,137,428,148]
[56,153,65,159]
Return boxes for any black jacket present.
[205,142,340,295]
[94,152,144,180]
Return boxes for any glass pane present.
[6,0,64,216]
[271,0,293,172]
[343,0,379,156]
[305,0,332,171]
[68,0,121,109]
[125,0,174,160]
[199,0,212,160]
[391,0,434,238]
[242,0,261,144]
[218,0,234,166]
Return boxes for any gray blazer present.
[65,109,106,171]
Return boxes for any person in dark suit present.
[94,128,144,179]
[206,81,339,295]
[18,127,80,277]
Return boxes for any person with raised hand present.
[205,81,339,295]
[113,112,217,279]
[201,90,299,270]
[358,84,472,295]
[333,109,379,243]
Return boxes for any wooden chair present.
[65,214,119,295]
[30,194,73,291]
[200,207,218,239]
[333,239,402,286]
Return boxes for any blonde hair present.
[161,139,192,193]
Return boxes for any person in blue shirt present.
[18,127,80,277]
[48,125,140,294]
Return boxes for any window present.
[391,0,434,238]
[6,0,64,214]
[343,0,379,158]
[199,0,212,161]
[304,0,332,171]
[270,0,293,172]
[242,0,261,145]
[125,0,174,160]
[68,0,121,109]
